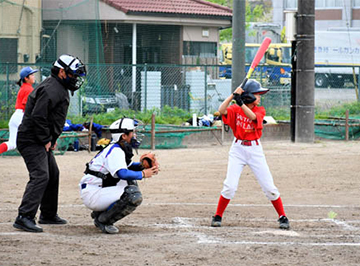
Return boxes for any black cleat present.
[278,215,290,230]
[94,218,119,234]
[91,211,102,219]
[211,215,222,227]
[13,215,43,233]
[39,214,67,224]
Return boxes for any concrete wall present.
[183,26,219,42]
[56,24,89,63]
[0,0,41,79]
[182,123,291,147]
[99,123,291,149]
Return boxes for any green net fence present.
[136,124,214,149]
[0,130,83,156]
[314,118,360,140]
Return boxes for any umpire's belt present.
[236,139,259,146]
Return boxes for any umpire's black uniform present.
[16,73,70,220]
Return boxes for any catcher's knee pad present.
[98,185,143,224]
[121,185,143,206]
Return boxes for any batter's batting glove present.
[232,93,243,106]
[241,92,257,104]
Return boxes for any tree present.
[206,0,271,42]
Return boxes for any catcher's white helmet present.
[109,118,136,142]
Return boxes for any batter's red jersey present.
[15,83,34,111]
[222,104,266,140]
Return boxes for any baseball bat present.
[239,37,272,88]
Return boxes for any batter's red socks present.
[271,197,286,218]
[215,195,230,217]
[0,143,8,154]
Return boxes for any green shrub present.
[67,106,193,126]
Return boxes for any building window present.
[183,41,217,58]
[285,0,297,9]
[0,38,18,73]
[315,0,342,8]
[286,0,343,9]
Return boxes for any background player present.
[79,118,159,234]
[211,79,290,230]
[0,67,38,154]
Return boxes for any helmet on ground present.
[109,118,137,142]
[53,54,86,92]
[243,79,269,95]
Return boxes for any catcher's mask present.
[54,54,86,92]
[242,79,269,104]
[110,118,142,148]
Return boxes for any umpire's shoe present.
[94,218,119,234]
[39,214,67,224]
[211,215,222,227]
[13,215,43,233]
[278,215,290,230]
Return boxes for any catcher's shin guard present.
[98,185,143,225]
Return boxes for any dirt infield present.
[1,140,360,266]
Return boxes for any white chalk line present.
[1,217,360,247]
[1,202,360,212]
[325,218,358,231]
[167,217,360,247]
[173,217,360,247]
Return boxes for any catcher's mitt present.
[140,152,159,169]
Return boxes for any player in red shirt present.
[211,79,290,229]
[0,67,38,154]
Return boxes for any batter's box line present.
[141,203,360,209]
[1,203,359,212]
[156,217,360,247]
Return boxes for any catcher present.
[79,118,159,234]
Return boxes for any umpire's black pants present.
[17,142,59,219]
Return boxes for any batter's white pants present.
[221,138,280,201]
[5,109,24,151]
[79,180,127,211]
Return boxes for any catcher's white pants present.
[221,138,280,201]
[5,109,24,151]
[79,180,127,211]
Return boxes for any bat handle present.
[239,78,248,89]
[238,67,254,89]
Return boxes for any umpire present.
[13,55,86,233]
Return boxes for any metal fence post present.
[151,112,156,150]
[5,63,10,120]
[358,67,360,102]
[204,65,207,115]
[144,64,147,111]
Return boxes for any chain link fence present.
[1,63,360,122]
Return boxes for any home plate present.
[253,230,299,237]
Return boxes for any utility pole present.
[291,0,315,142]
[232,0,246,92]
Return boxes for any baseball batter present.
[79,118,158,234]
[211,79,290,229]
